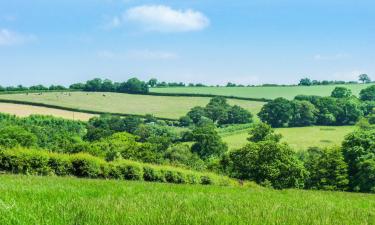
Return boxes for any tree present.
[187,106,207,124]
[227,141,306,189]
[148,78,158,87]
[299,78,312,86]
[304,147,349,191]
[342,129,375,192]
[359,74,371,84]
[258,97,292,127]
[84,78,103,91]
[164,144,206,171]
[289,100,317,126]
[360,85,375,101]
[191,124,228,160]
[247,122,282,143]
[204,97,230,123]
[335,98,363,125]
[118,78,149,94]
[331,87,352,98]
[0,126,37,148]
[221,105,252,125]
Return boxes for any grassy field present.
[0,175,374,225]
[151,83,372,100]
[222,126,356,151]
[0,102,95,121]
[0,92,264,119]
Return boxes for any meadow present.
[222,126,356,150]
[0,92,264,119]
[0,174,374,225]
[150,83,372,100]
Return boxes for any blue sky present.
[0,0,374,86]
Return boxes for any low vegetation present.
[0,175,374,225]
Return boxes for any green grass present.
[151,83,372,100]
[0,174,374,225]
[222,126,356,151]
[0,92,264,119]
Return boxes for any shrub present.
[70,153,103,178]
[48,153,72,176]
[114,161,143,180]
[143,166,166,182]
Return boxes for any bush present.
[48,153,72,176]
[70,153,103,178]
[114,160,143,180]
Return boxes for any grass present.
[151,83,373,100]
[0,92,264,119]
[222,126,356,151]
[0,102,96,121]
[0,174,374,225]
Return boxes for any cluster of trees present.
[0,84,67,92]
[299,74,371,86]
[258,85,375,127]
[70,78,149,94]
[216,121,375,192]
[179,97,253,127]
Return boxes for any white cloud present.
[97,49,178,60]
[0,29,35,46]
[314,53,350,61]
[107,5,210,32]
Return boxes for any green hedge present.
[0,148,235,186]
[146,92,272,102]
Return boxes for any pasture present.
[150,83,372,100]
[222,126,356,150]
[0,92,264,119]
[0,102,95,121]
[0,174,374,225]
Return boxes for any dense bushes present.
[0,148,234,186]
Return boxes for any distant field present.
[0,92,264,119]
[0,102,95,121]
[151,84,372,100]
[222,126,356,150]
[1,175,374,225]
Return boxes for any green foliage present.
[360,85,375,101]
[0,126,37,148]
[359,74,371,84]
[258,97,292,127]
[164,144,206,171]
[191,124,228,160]
[331,87,352,98]
[0,148,232,186]
[342,129,375,192]
[247,122,282,143]
[82,77,149,94]
[289,100,317,126]
[227,141,306,189]
[303,147,349,191]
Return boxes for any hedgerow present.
[0,148,236,186]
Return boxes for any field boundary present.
[146,92,272,102]
[0,99,178,121]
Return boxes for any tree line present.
[258,85,375,127]
[299,74,372,86]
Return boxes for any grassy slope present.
[222,126,356,151]
[0,102,96,121]
[0,175,374,225]
[151,83,372,100]
[0,92,264,119]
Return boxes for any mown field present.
[222,126,356,150]
[0,175,374,225]
[0,102,95,121]
[150,84,372,100]
[0,92,264,119]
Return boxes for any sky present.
[0,0,374,86]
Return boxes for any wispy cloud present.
[97,49,178,60]
[314,53,350,61]
[0,29,35,46]
[106,5,210,32]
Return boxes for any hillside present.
[150,84,372,100]
[0,175,374,225]
[0,92,264,119]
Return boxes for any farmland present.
[150,84,372,100]
[0,102,95,121]
[0,174,374,225]
[222,126,356,150]
[0,92,264,119]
